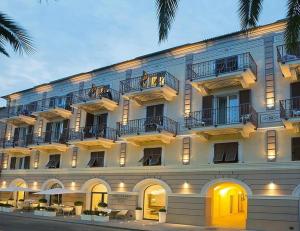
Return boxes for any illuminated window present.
[119,143,126,167]
[75,110,81,132]
[182,137,191,165]
[2,154,8,170]
[37,119,43,137]
[72,147,78,168]
[33,151,40,169]
[266,130,277,161]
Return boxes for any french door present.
[216,95,239,125]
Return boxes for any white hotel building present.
[0,19,300,231]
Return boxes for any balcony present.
[32,95,72,120]
[189,53,257,95]
[280,97,300,131]
[117,116,178,145]
[185,104,258,140]
[120,71,179,105]
[68,126,116,149]
[0,105,36,126]
[277,44,300,80]
[72,85,120,113]
[0,138,30,154]
[27,130,68,152]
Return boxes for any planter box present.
[43,211,56,217]
[81,214,92,221]
[93,215,109,222]
[2,207,15,213]
[34,210,44,216]
[135,210,143,221]
[39,203,48,207]
[75,206,82,216]
[158,212,166,223]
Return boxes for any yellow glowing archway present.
[207,182,248,229]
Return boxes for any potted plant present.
[38,198,47,207]
[34,206,46,216]
[81,210,93,221]
[7,197,14,206]
[43,207,56,217]
[17,199,24,209]
[93,211,109,222]
[158,208,167,223]
[135,207,143,221]
[74,201,83,215]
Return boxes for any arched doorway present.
[49,183,62,205]
[16,182,26,202]
[143,184,166,220]
[208,182,248,229]
[90,184,108,211]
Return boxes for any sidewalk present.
[1,211,246,231]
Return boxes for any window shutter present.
[202,95,214,126]
[24,156,30,169]
[10,157,16,169]
[292,137,300,161]
[239,89,251,117]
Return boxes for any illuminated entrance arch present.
[203,179,251,229]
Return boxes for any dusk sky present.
[0,0,286,106]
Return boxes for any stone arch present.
[9,178,28,188]
[80,178,111,193]
[200,178,253,197]
[133,178,172,193]
[41,178,64,191]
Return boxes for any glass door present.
[217,97,227,125]
[229,95,239,123]
[217,95,239,125]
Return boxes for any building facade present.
[0,20,299,231]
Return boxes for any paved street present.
[0,213,126,231]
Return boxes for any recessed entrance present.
[16,182,25,202]
[143,184,166,220]
[90,184,108,211]
[209,182,247,229]
[49,183,62,204]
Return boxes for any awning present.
[34,188,83,195]
[0,186,38,192]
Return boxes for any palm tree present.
[156,0,300,53]
[0,11,34,57]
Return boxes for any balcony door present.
[95,113,108,138]
[217,95,238,125]
[146,104,164,132]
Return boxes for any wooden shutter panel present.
[85,113,94,127]
[292,137,300,161]
[239,90,251,117]
[291,82,300,98]
[13,128,20,141]
[10,157,16,169]
[202,95,213,126]
[24,156,30,169]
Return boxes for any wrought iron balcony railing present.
[69,125,117,141]
[280,97,300,119]
[72,85,120,105]
[117,116,178,136]
[188,52,257,81]
[35,95,73,112]
[0,137,29,149]
[185,104,258,128]
[277,43,300,63]
[120,71,179,95]
[7,103,37,118]
[28,129,69,145]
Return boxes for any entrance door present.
[90,184,108,211]
[145,104,164,132]
[143,185,166,220]
[210,182,247,229]
[49,183,62,205]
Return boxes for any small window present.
[46,154,60,169]
[214,142,238,164]
[139,148,162,166]
[292,137,300,161]
[88,152,105,167]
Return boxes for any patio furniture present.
[115,210,128,220]
[62,206,74,216]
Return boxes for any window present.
[46,154,60,168]
[10,157,16,170]
[88,152,105,167]
[216,55,238,75]
[292,137,300,161]
[139,148,162,166]
[17,156,30,169]
[145,104,164,132]
[214,142,238,163]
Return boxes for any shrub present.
[159,208,167,213]
[98,202,107,208]
[35,206,46,210]
[74,201,83,206]
[98,211,108,217]
[8,197,13,201]
[18,199,24,202]
[83,210,92,215]
[2,204,14,208]
[135,207,142,210]
[39,198,47,203]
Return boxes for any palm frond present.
[0,11,35,56]
[156,0,179,43]
[285,0,300,53]
[0,40,9,57]
[238,0,263,30]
